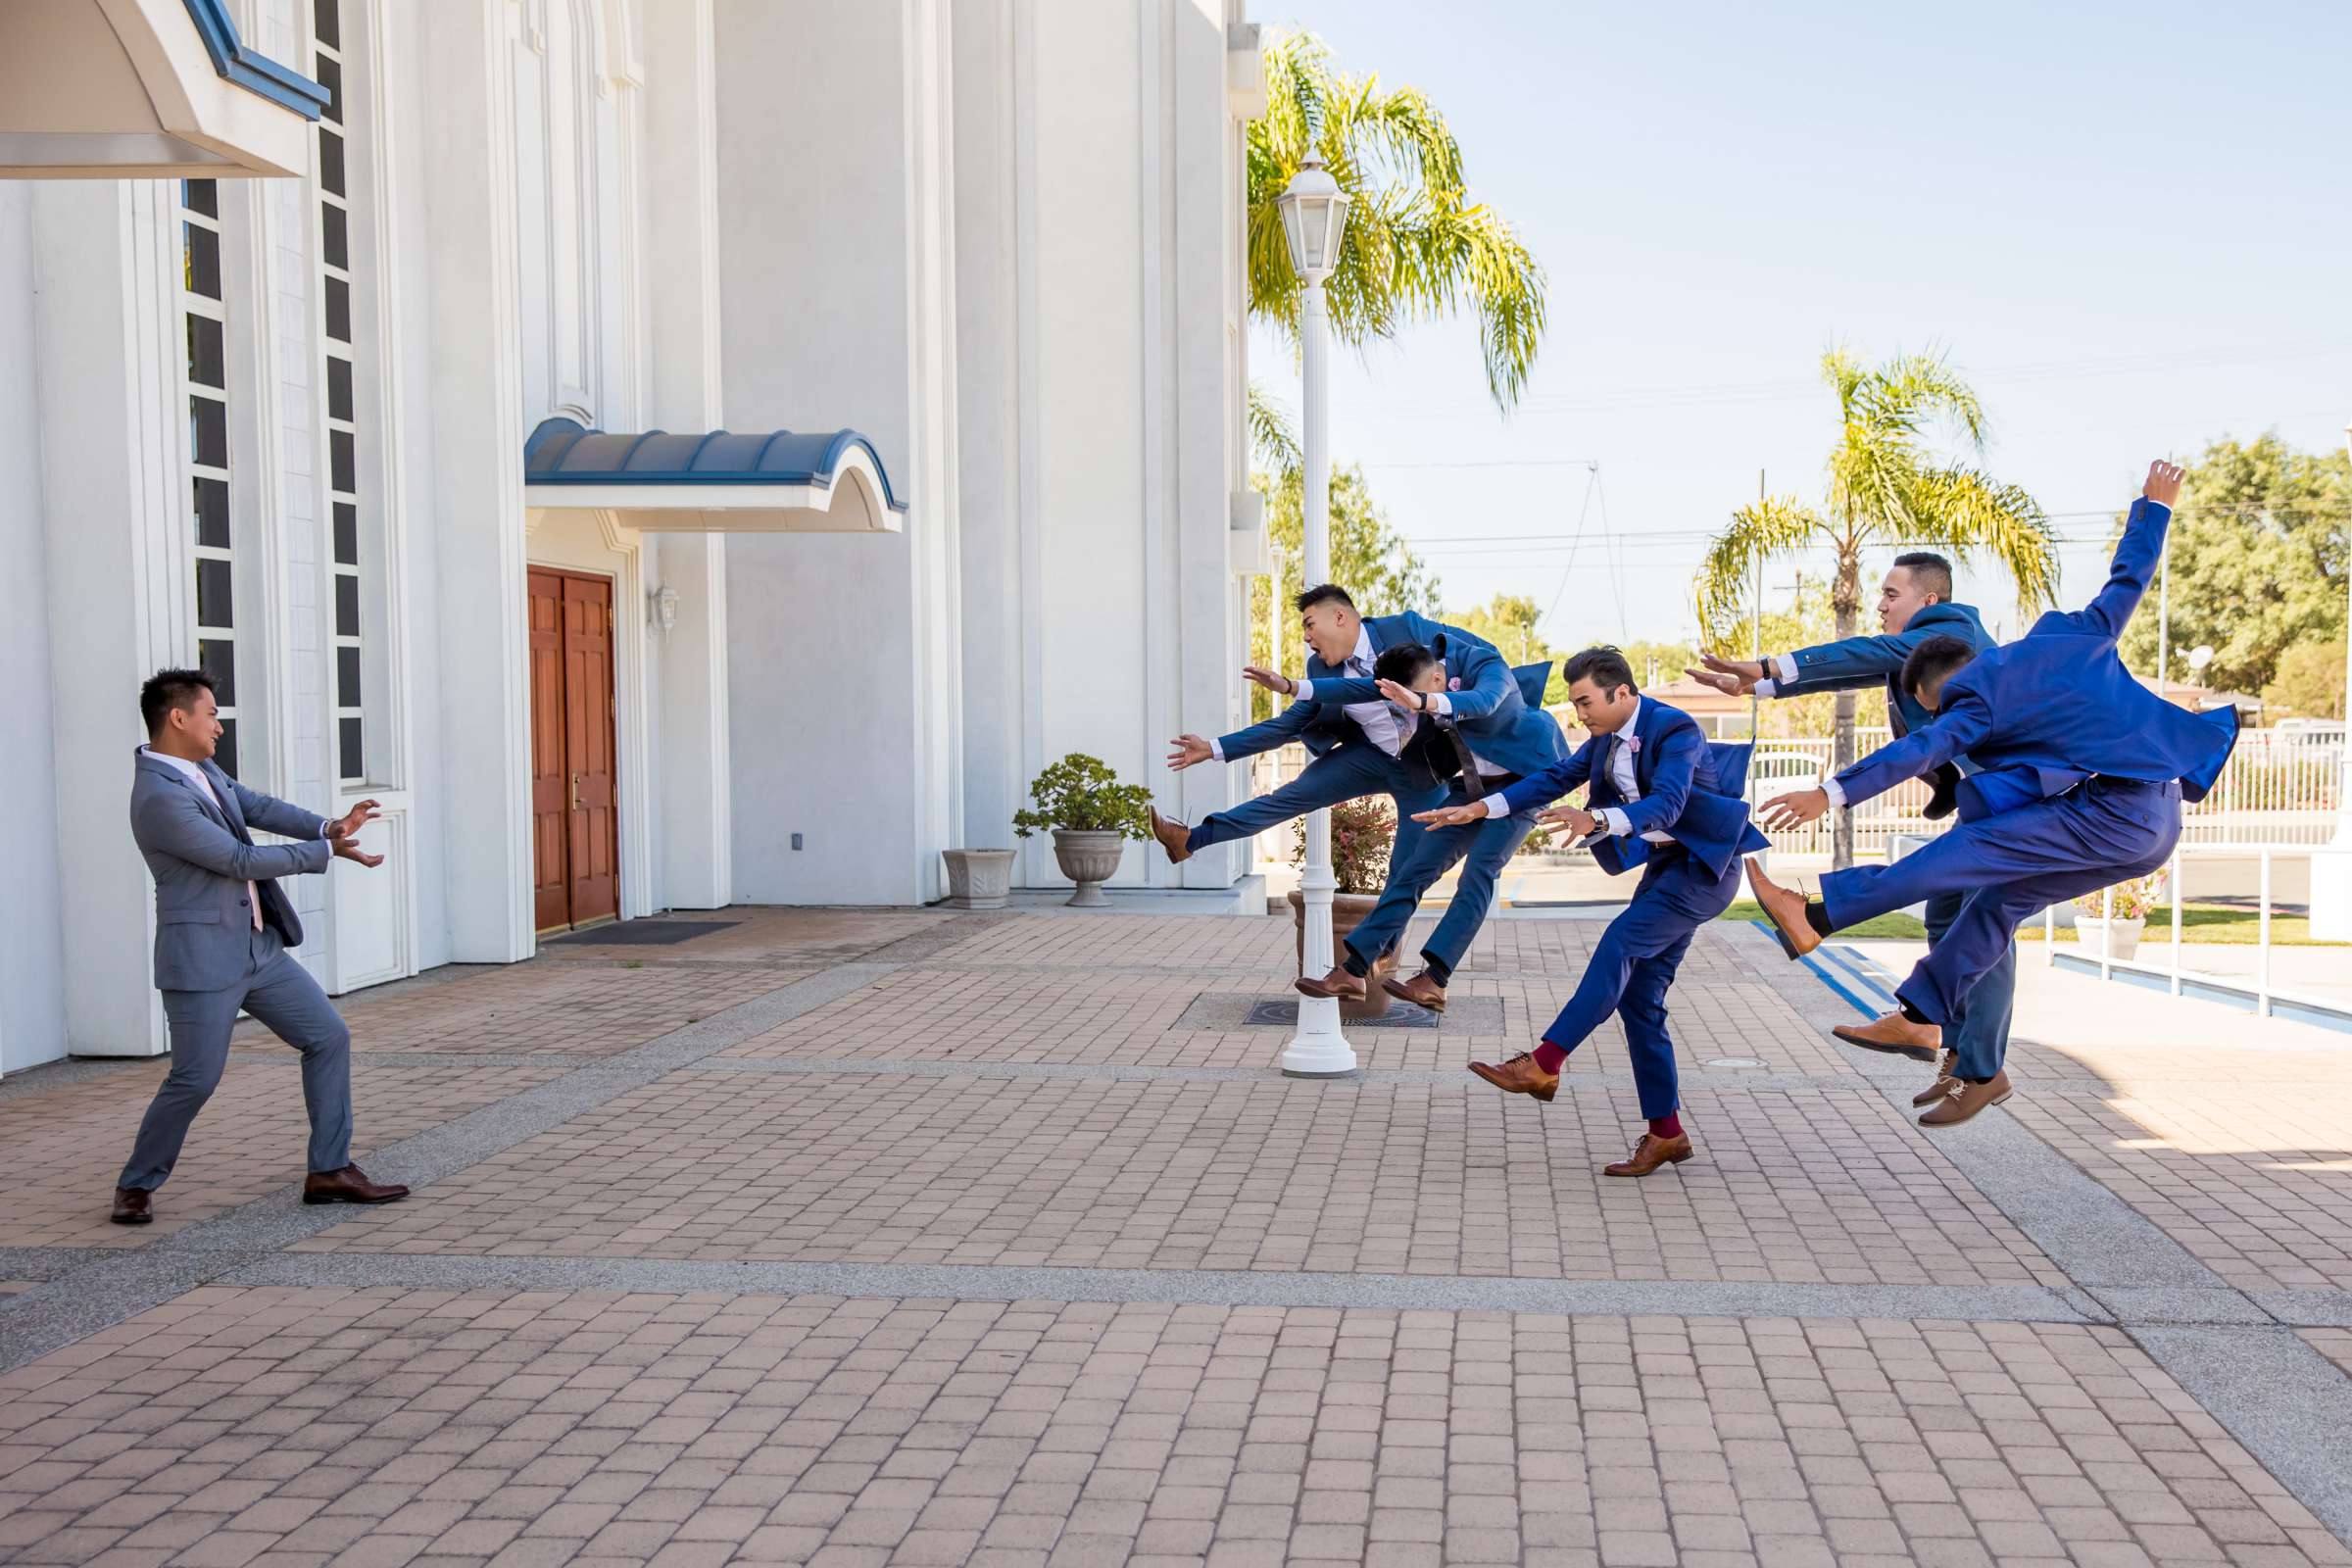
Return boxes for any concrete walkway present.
[3,906,2351,1567]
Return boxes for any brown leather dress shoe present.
[303,1164,411,1205]
[1604,1132,1694,1177]
[1913,1048,1959,1106]
[1919,1070,2012,1126]
[1148,807,1193,865]
[111,1187,152,1225]
[1832,1009,1942,1059]
[1466,1053,1558,1102]
[1295,964,1368,1003]
[1383,969,1446,1012]
[1744,861,1821,958]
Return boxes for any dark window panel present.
[215,717,239,779]
[198,638,236,706]
[193,477,230,549]
[330,429,357,494]
[314,0,339,49]
[327,354,354,422]
[314,54,343,124]
[338,716,364,781]
[189,394,227,469]
[333,501,359,565]
[335,573,361,638]
[322,201,348,270]
[181,179,218,218]
[195,559,234,630]
[183,223,220,299]
[185,313,224,389]
[337,646,363,708]
[319,129,345,198]
[324,275,351,343]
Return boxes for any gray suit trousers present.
[119,926,354,1192]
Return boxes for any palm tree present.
[1248,29,1546,412]
[1695,348,2056,866]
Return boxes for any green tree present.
[1249,28,1547,411]
[2115,434,2352,697]
[2263,641,2348,720]
[1247,464,1441,720]
[1694,349,2055,865]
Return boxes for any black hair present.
[1294,583,1355,614]
[1891,551,1955,602]
[1558,645,1635,696]
[1900,634,1977,702]
[1373,642,1438,688]
[140,668,217,736]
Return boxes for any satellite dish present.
[2187,645,2216,672]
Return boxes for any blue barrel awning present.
[523,416,906,535]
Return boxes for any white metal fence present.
[1245,731,2342,858]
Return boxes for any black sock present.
[1804,902,1833,938]
[1420,953,1452,987]
[1899,999,1932,1026]
[1960,1075,1993,1085]
[1341,950,1370,978]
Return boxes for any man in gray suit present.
[113,668,410,1224]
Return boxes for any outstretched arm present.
[136,790,334,882]
[1410,738,1595,828]
[1760,693,1993,828]
[2044,460,2182,643]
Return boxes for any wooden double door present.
[529,567,619,933]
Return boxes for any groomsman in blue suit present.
[1155,584,1484,870]
[1290,634,1568,1009]
[1748,462,2239,1124]
[1436,648,1769,1178]
[1684,550,2013,1105]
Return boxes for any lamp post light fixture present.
[1276,151,1356,1078]
[2314,420,2352,940]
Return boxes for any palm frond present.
[1901,466,2060,612]
[1247,381,1302,480]
[1695,496,1830,641]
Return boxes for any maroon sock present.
[1648,1111,1683,1140]
[1533,1040,1568,1073]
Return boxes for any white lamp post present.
[2313,421,2352,941]
[1276,151,1355,1077]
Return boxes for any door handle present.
[571,773,582,811]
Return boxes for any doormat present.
[1174,993,1506,1033]
[550,919,740,947]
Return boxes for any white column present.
[1281,277,1355,1077]
[2310,419,2352,940]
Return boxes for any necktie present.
[206,775,263,932]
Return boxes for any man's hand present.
[328,799,380,841]
[1685,653,1764,697]
[1166,734,1214,770]
[2142,459,2184,510]
[330,834,384,869]
[1540,805,1601,838]
[1375,677,1428,711]
[1412,803,1487,827]
[1759,787,1830,831]
[1241,665,1296,697]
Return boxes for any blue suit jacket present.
[1217,612,1561,780]
[1836,500,2240,817]
[1774,601,1994,747]
[1496,696,1770,878]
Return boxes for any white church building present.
[0,0,1271,1072]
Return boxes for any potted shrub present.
[1012,754,1154,906]
[1285,797,1400,1020]
[2075,869,2165,960]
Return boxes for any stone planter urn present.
[942,849,1016,909]
[2075,914,2146,961]
[1051,829,1126,907]
[1286,890,1399,1021]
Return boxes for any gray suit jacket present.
[129,749,331,991]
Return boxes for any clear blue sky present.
[1249,0,2352,649]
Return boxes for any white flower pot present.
[1051,829,1127,906]
[942,849,1016,909]
[2074,914,2145,961]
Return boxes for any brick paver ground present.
[2,904,2350,1567]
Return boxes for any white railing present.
[2040,844,2351,1026]
[1245,733,2342,859]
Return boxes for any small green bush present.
[1011,753,1155,840]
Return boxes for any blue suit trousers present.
[1340,778,1538,975]
[1187,742,1446,858]
[1922,889,2016,1082]
[1542,846,1741,1119]
[1820,778,2179,1033]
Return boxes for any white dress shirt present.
[140,746,330,932]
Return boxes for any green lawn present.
[1716,900,2342,947]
